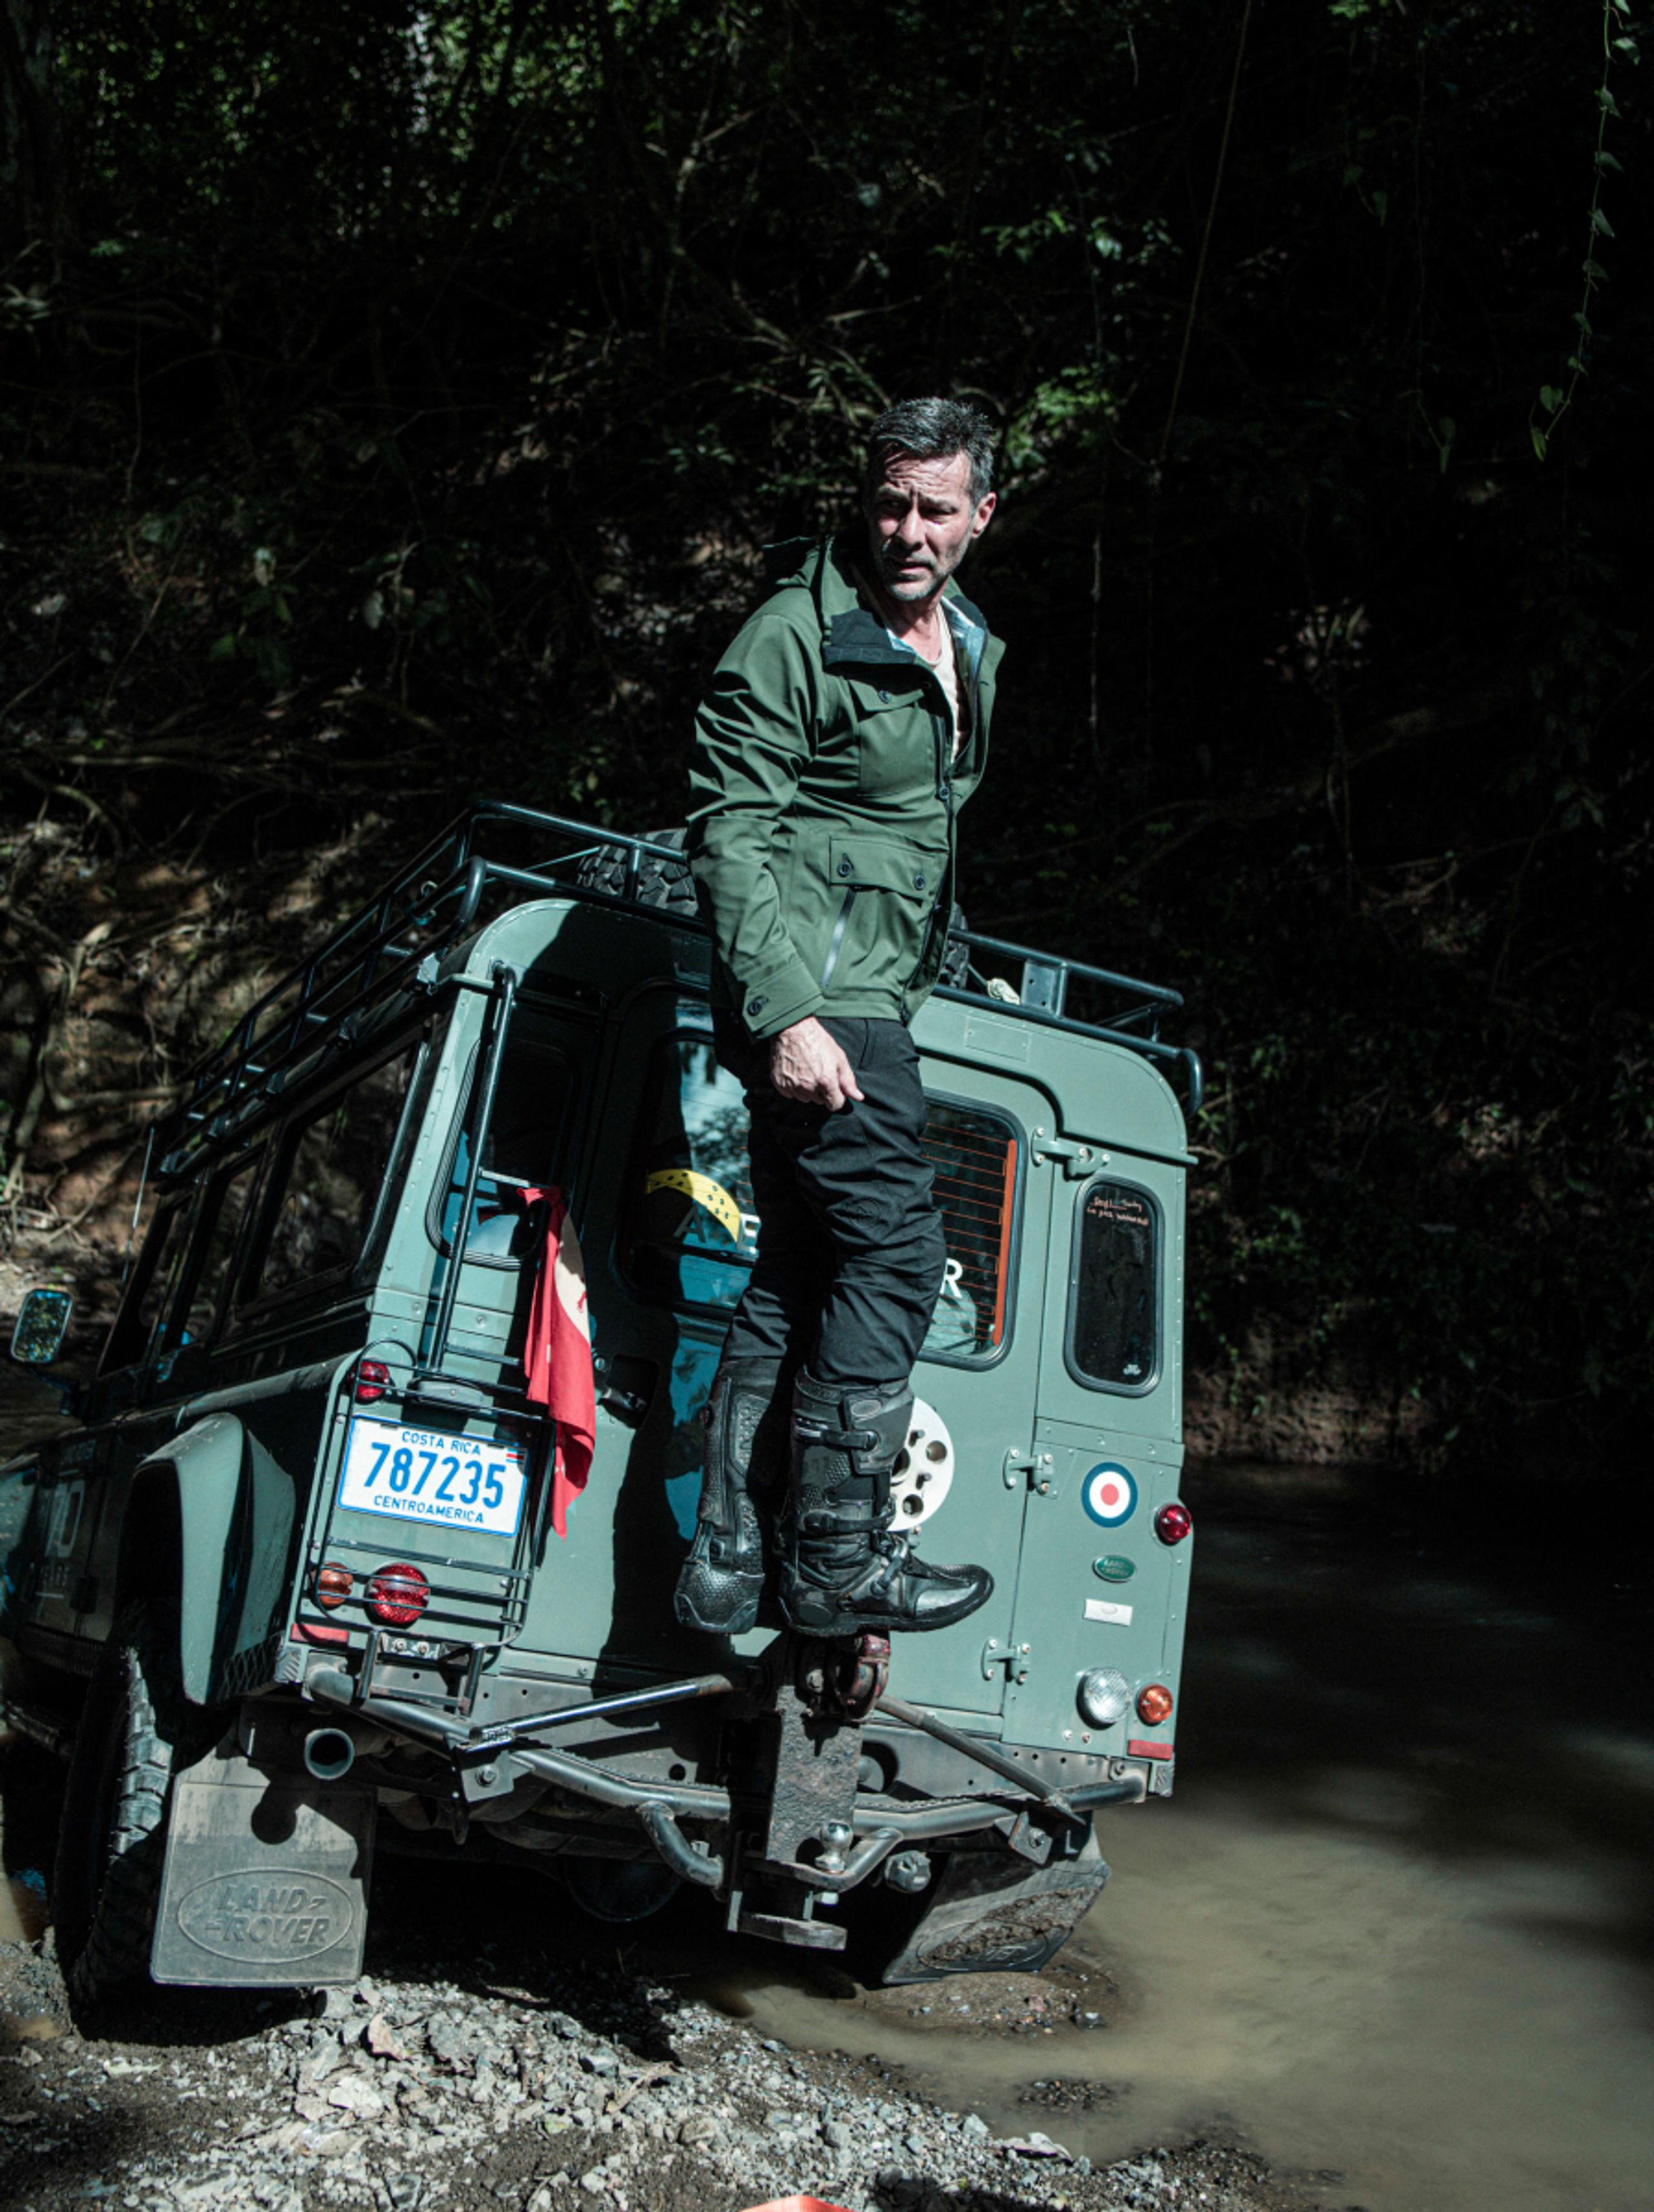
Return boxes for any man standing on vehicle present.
[677,397,1002,1642]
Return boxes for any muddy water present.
[715,1467,1654,2212]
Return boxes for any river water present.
[716,1464,1654,2212]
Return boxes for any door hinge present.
[1002,1446,1054,1494]
[1030,1128,1098,1179]
[981,1636,1033,1685]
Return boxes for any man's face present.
[863,450,996,607]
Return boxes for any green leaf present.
[1539,385,1563,413]
[1573,311,1594,333]
[1596,149,1623,170]
[1590,207,1615,238]
[1599,85,1621,114]
[1581,260,1609,283]
[1530,424,1548,462]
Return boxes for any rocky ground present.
[0,1857,1317,2212]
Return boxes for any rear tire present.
[572,827,699,915]
[52,1602,211,2010]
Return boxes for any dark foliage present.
[2,0,1648,1471]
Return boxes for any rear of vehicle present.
[1,806,1199,1999]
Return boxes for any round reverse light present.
[1155,1501,1193,1546]
[366,1563,430,1628]
[1076,1667,1132,1729]
[314,1563,353,1610]
[1136,1682,1175,1726]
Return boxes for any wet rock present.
[962,2112,990,2139]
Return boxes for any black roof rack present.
[160,803,1199,1179]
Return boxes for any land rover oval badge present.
[1093,1554,1136,1582]
[177,1870,355,1964]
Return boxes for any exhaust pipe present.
[303,1726,358,1782]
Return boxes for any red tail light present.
[1155,1501,1193,1545]
[314,1563,353,1610]
[366,1563,429,1627]
[355,1359,392,1403]
[1137,1682,1175,1725]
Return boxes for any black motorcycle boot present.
[778,1371,994,1637]
[674,1355,790,1635]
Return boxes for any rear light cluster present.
[1154,1500,1193,1545]
[1074,1670,1176,1731]
[367,1563,430,1627]
[311,1559,431,1628]
[314,1563,353,1610]
[353,1359,392,1403]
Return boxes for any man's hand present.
[769,1016,865,1111]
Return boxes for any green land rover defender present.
[0,805,1200,2006]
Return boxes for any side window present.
[434,1028,576,1263]
[255,1044,420,1300]
[1068,1178,1159,1391]
[621,1037,757,1311]
[101,1199,190,1371]
[169,1153,263,1346]
[921,1103,1020,1363]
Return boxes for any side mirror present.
[10,1288,74,1367]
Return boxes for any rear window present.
[254,1043,421,1298]
[433,1027,578,1263]
[622,1037,758,1311]
[1068,1177,1159,1391]
[921,1103,1019,1364]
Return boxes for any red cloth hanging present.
[520,1187,595,1539]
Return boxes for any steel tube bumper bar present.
[301,1661,1146,1838]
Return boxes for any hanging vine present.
[1531,0,1638,461]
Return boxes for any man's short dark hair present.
[865,397,998,507]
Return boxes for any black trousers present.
[713,1011,946,1391]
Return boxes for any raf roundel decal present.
[1081,1462,1138,1528]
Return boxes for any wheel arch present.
[122,1415,298,1706]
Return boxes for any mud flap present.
[877,1829,1109,1985]
[151,1751,376,1987]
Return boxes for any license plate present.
[337,1420,527,1539]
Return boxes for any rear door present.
[890,1047,1055,1724]
[1002,1128,1190,1762]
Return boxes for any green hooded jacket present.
[687,531,1003,1041]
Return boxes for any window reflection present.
[259,1046,419,1296]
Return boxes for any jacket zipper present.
[819,887,857,991]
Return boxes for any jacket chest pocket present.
[838,677,937,803]
[819,836,939,995]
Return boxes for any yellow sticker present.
[644,1168,742,1243]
